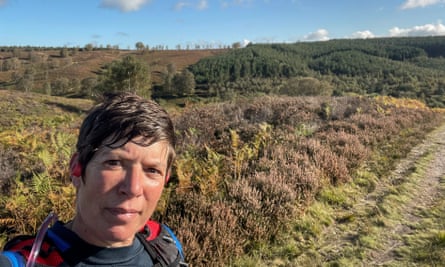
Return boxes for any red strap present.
[8,220,163,265]
[8,237,64,266]
[144,220,161,241]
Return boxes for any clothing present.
[0,221,186,267]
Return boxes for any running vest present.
[1,220,187,267]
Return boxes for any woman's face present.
[71,137,169,247]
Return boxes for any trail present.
[365,122,445,265]
[316,122,445,266]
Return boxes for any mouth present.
[106,207,140,221]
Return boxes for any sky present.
[0,0,445,49]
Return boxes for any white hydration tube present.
[26,212,58,267]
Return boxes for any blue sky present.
[0,0,444,49]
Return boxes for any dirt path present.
[316,122,445,266]
[365,123,445,265]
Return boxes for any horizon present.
[1,34,444,51]
[0,0,444,49]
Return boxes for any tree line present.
[2,36,445,107]
[188,36,445,107]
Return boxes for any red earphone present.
[70,153,82,177]
[72,163,82,177]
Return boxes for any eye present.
[104,160,122,168]
[143,167,163,179]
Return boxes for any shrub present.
[1,94,443,266]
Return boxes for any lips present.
[106,207,140,221]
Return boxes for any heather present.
[0,91,443,266]
[162,95,443,266]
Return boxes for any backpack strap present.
[3,220,188,267]
[162,225,185,261]
[0,251,26,267]
[3,234,64,267]
[137,221,188,267]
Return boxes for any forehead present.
[100,135,154,149]
[95,137,169,156]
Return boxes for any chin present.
[106,226,138,243]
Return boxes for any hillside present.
[2,36,445,108]
[0,48,227,91]
[189,36,445,107]
[0,90,92,188]
[1,90,444,266]
[1,37,445,265]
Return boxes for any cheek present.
[84,166,119,189]
[143,183,164,202]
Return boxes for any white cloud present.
[400,0,445,9]
[174,1,191,11]
[100,0,151,12]
[303,29,330,41]
[350,30,375,39]
[221,0,254,8]
[197,0,209,10]
[242,39,251,47]
[389,22,445,36]
[174,0,208,11]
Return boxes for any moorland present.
[1,36,445,266]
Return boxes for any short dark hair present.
[76,92,176,177]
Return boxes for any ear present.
[70,153,82,177]
[165,171,171,184]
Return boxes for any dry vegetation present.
[0,90,444,266]
[163,95,444,266]
[0,48,227,90]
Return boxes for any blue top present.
[0,221,154,266]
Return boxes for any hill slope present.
[188,36,445,107]
[1,85,444,266]
[0,48,227,91]
[2,36,445,108]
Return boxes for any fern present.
[0,171,75,238]
[50,131,75,158]
[230,123,273,179]
[37,149,54,171]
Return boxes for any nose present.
[119,166,143,197]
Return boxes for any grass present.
[395,175,445,265]
[231,122,445,266]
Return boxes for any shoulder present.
[138,220,188,267]
[159,224,185,260]
[140,220,183,253]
